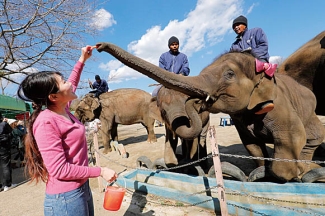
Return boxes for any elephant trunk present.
[96,42,213,100]
[173,98,203,139]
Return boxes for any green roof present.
[0,94,28,118]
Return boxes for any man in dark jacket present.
[0,112,16,192]
[230,15,275,114]
[159,36,190,76]
[88,75,109,97]
[230,15,270,62]
[152,36,190,97]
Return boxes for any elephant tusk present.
[205,95,210,102]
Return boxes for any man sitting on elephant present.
[88,75,109,97]
[231,15,276,115]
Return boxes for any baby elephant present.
[74,88,162,153]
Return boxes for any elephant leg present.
[100,120,113,154]
[189,137,209,171]
[298,140,323,177]
[244,142,269,167]
[199,119,209,149]
[164,128,179,167]
[142,118,157,143]
[271,135,305,181]
[299,114,325,174]
[111,122,118,142]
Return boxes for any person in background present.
[0,112,16,192]
[88,75,109,97]
[17,46,117,216]
[230,15,276,114]
[11,120,26,163]
[16,120,25,133]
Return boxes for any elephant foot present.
[136,156,153,169]
[151,158,167,170]
[208,162,247,182]
[147,138,158,143]
[302,167,325,183]
[102,147,112,154]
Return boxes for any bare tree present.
[0,75,10,95]
[0,0,103,94]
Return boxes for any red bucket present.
[103,186,126,211]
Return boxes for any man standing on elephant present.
[88,75,109,97]
[152,36,190,97]
[230,15,276,114]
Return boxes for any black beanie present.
[95,75,100,80]
[168,36,179,47]
[232,15,247,28]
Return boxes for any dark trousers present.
[89,90,103,98]
[0,144,12,187]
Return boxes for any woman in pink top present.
[18,46,117,216]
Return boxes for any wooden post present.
[209,126,228,216]
[92,125,103,192]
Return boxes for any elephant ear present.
[247,75,277,111]
[90,97,101,110]
[98,96,110,108]
[81,95,101,111]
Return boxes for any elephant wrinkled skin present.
[155,86,210,171]
[74,88,162,154]
[277,30,325,116]
[96,41,325,182]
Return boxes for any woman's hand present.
[79,45,96,63]
[100,167,118,183]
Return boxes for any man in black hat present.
[230,15,270,63]
[152,36,190,97]
[230,15,274,115]
[88,75,109,97]
[159,36,190,76]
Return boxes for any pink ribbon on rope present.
[255,58,277,77]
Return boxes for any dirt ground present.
[1,113,324,216]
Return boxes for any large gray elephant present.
[277,31,325,115]
[74,88,162,154]
[95,42,325,182]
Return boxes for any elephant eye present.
[223,70,235,80]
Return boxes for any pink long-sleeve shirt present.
[33,61,101,194]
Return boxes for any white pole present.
[92,124,103,192]
[209,126,228,216]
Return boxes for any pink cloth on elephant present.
[255,58,277,77]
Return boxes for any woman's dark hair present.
[17,71,62,183]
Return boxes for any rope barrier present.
[89,128,325,216]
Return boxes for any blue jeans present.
[44,181,94,216]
